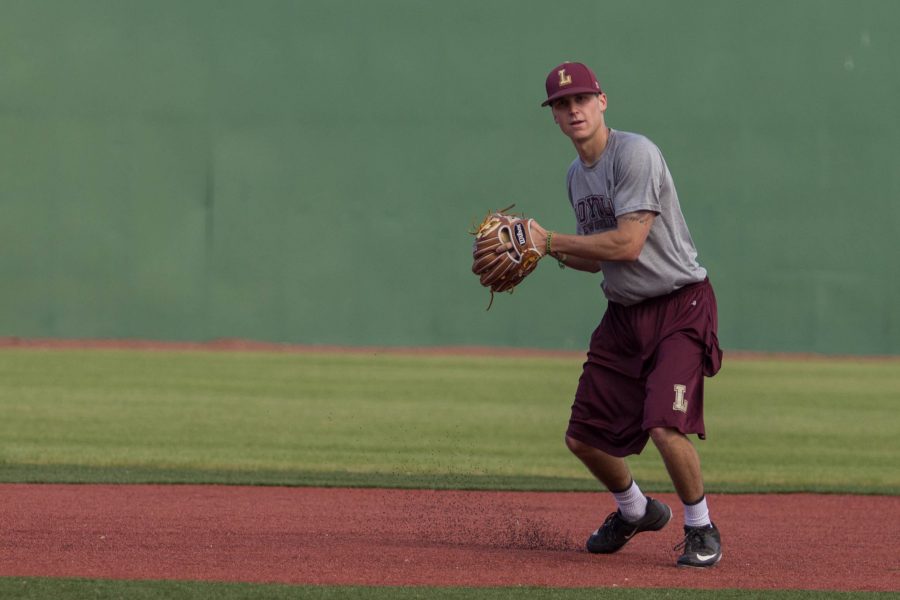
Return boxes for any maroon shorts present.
[566,278,722,457]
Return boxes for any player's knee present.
[648,426,684,448]
[565,435,591,457]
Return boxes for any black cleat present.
[586,497,672,554]
[675,523,722,568]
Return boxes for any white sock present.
[612,480,648,523]
[683,495,712,528]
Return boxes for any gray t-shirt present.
[566,129,706,305]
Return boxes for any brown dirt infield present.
[1,484,898,591]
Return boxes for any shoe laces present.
[673,527,707,553]
[594,511,624,538]
[601,511,620,527]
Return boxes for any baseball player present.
[527,62,724,568]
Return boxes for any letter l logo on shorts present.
[673,384,688,413]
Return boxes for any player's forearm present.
[550,230,640,262]
[553,252,602,273]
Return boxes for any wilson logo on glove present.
[514,223,527,246]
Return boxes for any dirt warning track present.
[1,484,897,591]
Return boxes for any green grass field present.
[0,578,895,600]
[1,348,898,599]
[1,349,897,493]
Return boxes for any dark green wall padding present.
[1,0,898,355]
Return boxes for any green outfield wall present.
[1,0,898,355]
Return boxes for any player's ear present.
[598,93,608,112]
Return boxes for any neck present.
[574,126,610,166]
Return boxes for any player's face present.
[551,93,606,142]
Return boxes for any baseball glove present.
[470,205,544,308]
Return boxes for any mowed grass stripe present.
[1,465,894,494]
[0,578,892,600]
[0,349,897,493]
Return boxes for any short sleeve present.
[612,137,664,216]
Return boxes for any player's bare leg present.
[649,426,722,567]
[565,435,631,491]
[648,427,704,503]
[566,435,672,554]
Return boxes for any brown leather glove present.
[471,206,544,308]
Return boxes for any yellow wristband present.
[546,231,554,256]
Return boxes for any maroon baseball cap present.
[541,62,602,107]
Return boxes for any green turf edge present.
[1,463,896,494]
[0,578,892,600]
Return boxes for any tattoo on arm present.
[619,211,654,226]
